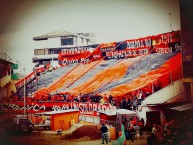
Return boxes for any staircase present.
[0,75,11,87]
[142,79,184,105]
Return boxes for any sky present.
[0,0,180,74]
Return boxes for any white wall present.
[139,106,164,125]
[34,36,90,49]
[34,38,61,49]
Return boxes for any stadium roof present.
[33,30,90,41]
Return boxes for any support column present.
[191,82,193,102]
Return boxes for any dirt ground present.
[0,125,148,145]
[0,113,148,145]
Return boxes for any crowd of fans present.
[122,115,145,142]
[159,116,193,145]
[1,77,193,145]
[4,78,162,114]
[146,115,193,145]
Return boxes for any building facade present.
[32,30,96,67]
[0,53,19,100]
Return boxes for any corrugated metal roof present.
[170,103,193,111]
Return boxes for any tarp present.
[170,103,193,111]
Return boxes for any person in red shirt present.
[142,85,153,96]
[103,94,108,103]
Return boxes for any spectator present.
[105,122,111,142]
[145,119,152,134]
[126,97,132,110]
[129,125,136,142]
[151,124,157,144]
[147,133,157,145]
[100,123,108,144]
[140,118,145,137]
[108,94,113,104]
[153,79,161,92]
[99,97,105,105]
[132,98,139,111]
[103,94,108,103]
[121,98,127,109]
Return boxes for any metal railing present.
[0,52,12,62]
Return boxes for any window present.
[34,49,45,55]
[61,37,74,45]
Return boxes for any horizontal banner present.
[1,102,111,115]
[60,46,91,56]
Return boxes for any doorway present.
[146,111,161,125]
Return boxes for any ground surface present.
[0,114,148,145]
[0,125,148,145]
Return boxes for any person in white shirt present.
[105,122,111,142]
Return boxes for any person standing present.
[151,124,157,144]
[100,123,108,144]
[129,125,136,142]
[105,122,111,142]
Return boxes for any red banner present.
[106,47,150,59]
[15,72,36,89]
[152,30,180,45]
[1,101,110,115]
[154,44,173,53]
[35,67,45,74]
[99,42,116,52]
[60,46,91,56]
[126,36,152,49]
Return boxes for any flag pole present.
[23,67,26,116]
